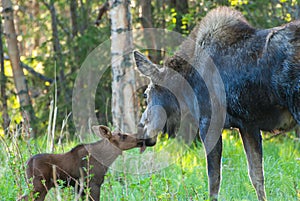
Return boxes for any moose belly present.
[225,77,297,132]
[227,104,297,133]
[258,108,297,133]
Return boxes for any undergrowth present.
[0,129,299,201]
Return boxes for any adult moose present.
[134,7,300,201]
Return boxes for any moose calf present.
[19,125,145,201]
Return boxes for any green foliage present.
[1,1,299,200]
[1,130,299,200]
[1,0,299,136]
[228,0,299,28]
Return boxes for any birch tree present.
[0,12,10,134]
[2,0,36,136]
[109,0,137,132]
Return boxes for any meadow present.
[0,129,299,201]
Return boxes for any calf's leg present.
[240,127,266,201]
[30,176,51,201]
[33,191,47,201]
[87,182,101,201]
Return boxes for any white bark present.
[2,0,36,136]
[109,0,137,132]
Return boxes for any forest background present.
[1,0,300,137]
[0,0,300,200]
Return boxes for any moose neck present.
[87,139,122,168]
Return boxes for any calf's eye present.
[120,135,127,140]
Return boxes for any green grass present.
[1,131,299,201]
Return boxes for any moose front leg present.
[199,122,223,201]
[240,127,266,201]
[206,136,223,201]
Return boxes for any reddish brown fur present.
[18,126,143,201]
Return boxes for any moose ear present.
[92,125,112,139]
[133,51,160,78]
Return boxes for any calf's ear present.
[92,125,112,139]
[133,50,160,78]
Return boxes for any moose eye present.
[118,133,127,140]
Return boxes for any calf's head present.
[134,51,181,147]
[92,125,146,151]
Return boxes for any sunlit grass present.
[0,129,299,200]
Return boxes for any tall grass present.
[0,129,299,201]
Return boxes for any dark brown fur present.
[18,126,144,201]
[135,6,300,201]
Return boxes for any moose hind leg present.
[240,127,266,201]
[289,81,300,125]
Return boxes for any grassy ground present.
[0,130,299,201]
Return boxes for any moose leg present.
[33,191,47,201]
[88,182,101,201]
[31,185,48,201]
[31,176,52,201]
[206,136,222,201]
[289,81,300,125]
[200,122,223,201]
[240,127,266,201]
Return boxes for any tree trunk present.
[140,0,160,63]
[79,0,88,35]
[0,12,10,134]
[43,0,67,102]
[69,0,80,73]
[109,0,137,132]
[32,0,40,49]
[70,0,78,38]
[2,0,36,137]
[141,0,153,29]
